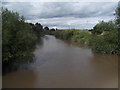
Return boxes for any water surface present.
[3,35,118,88]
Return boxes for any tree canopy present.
[2,8,40,74]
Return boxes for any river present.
[2,35,118,88]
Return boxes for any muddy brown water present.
[2,35,118,88]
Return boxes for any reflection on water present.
[3,35,118,88]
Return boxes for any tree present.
[34,23,43,37]
[115,1,120,27]
[21,16,25,21]
[35,23,43,30]
[2,8,38,74]
[115,1,120,55]
[92,21,117,35]
[50,28,55,31]
[44,26,49,30]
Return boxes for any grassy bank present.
[52,29,119,55]
[54,30,91,45]
[51,2,120,55]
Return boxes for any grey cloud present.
[2,2,117,19]
[2,2,118,29]
[27,15,114,29]
[39,2,117,18]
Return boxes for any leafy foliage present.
[54,30,91,45]
[2,8,44,74]
[92,21,117,35]
[90,30,118,54]
[53,21,119,55]
[115,1,120,27]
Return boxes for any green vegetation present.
[2,1,120,74]
[54,30,91,45]
[115,1,120,55]
[54,30,74,40]
[53,22,119,55]
[52,2,120,55]
[90,29,118,54]
[2,8,45,74]
[51,2,120,55]
[92,21,117,35]
[115,1,120,27]
[53,20,119,55]
[90,2,119,55]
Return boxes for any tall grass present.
[53,29,119,55]
[54,30,91,45]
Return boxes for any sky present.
[2,1,118,29]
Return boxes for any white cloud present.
[2,2,118,29]
[26,16,114,29]
[2,0,120,2]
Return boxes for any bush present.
[2,8,39,74]
[54,30,91,45]
[54,29,119,55]
[92,21,117,35]
[71,30,91,45]
[90,30,118,54]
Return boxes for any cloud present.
[2,0,120,2]
[2,2,118,29]
[26,16,114,29]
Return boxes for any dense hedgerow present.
[2,8,44,74]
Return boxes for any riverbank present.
[51,29,119,55]
[3,35,118,88]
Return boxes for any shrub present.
[90,30,118,54]
[2,8,39,74]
